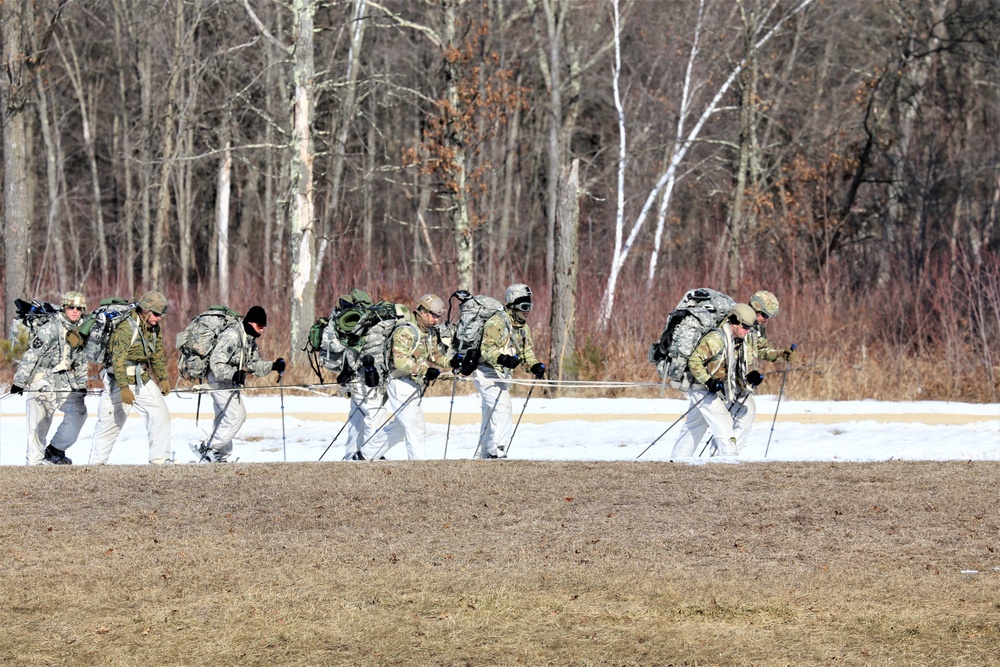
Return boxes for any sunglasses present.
[65,306,85,312]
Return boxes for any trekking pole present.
[636,392,709,460]
[278,371,287,462]
[198,388,239,459]
[505,382,536,457]
[195,392,202,429]
[319,401,360,461]
[764,344,797,458]
[359,387,423,460]
[443,373,459,459]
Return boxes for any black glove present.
[272,358,286,374]
[10,384,24,395]
[232,370,247,386]
[530,362,545,379]
[450,354,462,369]
[497,354,520,369]
[460,351,479,376]
[336,367,355,385]
[424,368,441,384]
[75,387,88,394]
[705,378,724,394]
[746,370,764,387]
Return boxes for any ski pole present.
[505,382,536,457]
[636,392,709,460]
[443,373,458,460]
[319,401,359,461]
[195,392,202,429]
[765,344,797,458]
[278,371,287,462]
[198,388,239,460]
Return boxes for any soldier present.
[10,291,90,465]
[671,303,758,458]
[88,291,173,465]
[197,305,285,462]
[472,283,545,459]
[363,294,452,460]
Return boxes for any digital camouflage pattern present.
[209,323,274,385]
[649,287,736,391]
[13,312,89,392]
[176,306,242,380]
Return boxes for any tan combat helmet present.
[416,294,446,317]
[61,291,87,310]
[730,303,757,327]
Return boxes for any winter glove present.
[746,370,764,387]
[530,363,546,380]
[75,387,88,394]
[450,354,462,369]
[272,358,286,374]
[705,378,725,394]
[66,329,85,350]
[120,386,135,405]
[232,370,247,386]
[336,367,355,385]
[159,380,171,396]
[497,354,520,370]
[782,348,797,363]
[10,384,24,395]
[460,352,479,376]
[424,368,441,384]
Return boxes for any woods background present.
[1,0,998,402]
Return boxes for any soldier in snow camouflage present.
[89,291,173,465]
[361,294,453,460]
[671,303,757,458]
[10,291,90,465]
[200,305,285,462]
[471,284,545,459]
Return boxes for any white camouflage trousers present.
[89,373,172,464]
[671,388,755,458]
[369,376,426,460]
[350,383,392,461]
[472,366,513,458]
[206,374,245,459]
[24,389,88,465]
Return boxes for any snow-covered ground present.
[2,385,997,465]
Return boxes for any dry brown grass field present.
[1,460,997,666]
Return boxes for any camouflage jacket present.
[687,324,750,399]
[109,310,168,387]
[390,314,451,380]
[13,313,89,391]
[479,309,540,374]
[746,325,783,363]
[209,324,273,384]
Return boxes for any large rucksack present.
[80,298,135,366]
[648,287,736,391]
[449,290,505,375]
[175,305,242,381]
[317,296,415,386]
[8,299,61,351]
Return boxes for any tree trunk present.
[34,71,68,290]
[1,0,32,331]
[217,136,233,303]
[112,0,136,295]
[549,159,580,396]
[289,0,318,358]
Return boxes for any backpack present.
[8,299,61,349]
[648,287,736,391]
[318,297,415,385]
[175,305,242,381]
[450,290,505,374]
[311,289,377,376]
[80,298,135,366]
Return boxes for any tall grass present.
[3,252,998,402]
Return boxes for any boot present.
[44,445,72,465]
